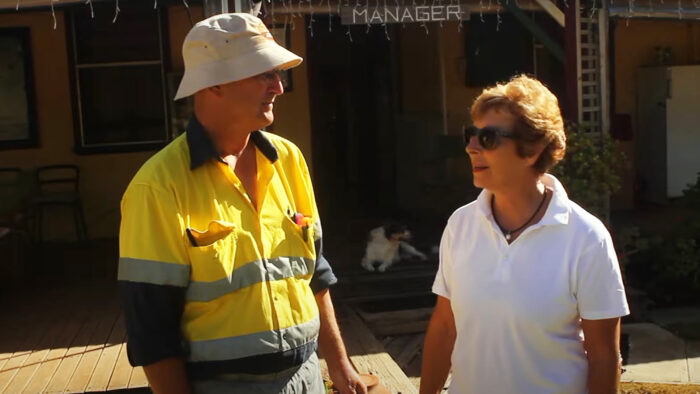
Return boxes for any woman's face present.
[466,109,538,192]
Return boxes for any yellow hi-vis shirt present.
[118,118,334,375]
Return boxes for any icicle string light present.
[113,0,120,23]
[50,0,56,29]
[308,0,314,37]
[87,0,94,17]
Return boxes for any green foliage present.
[648,173,700,302]
[550,123,625,220]
[622,173,700,306]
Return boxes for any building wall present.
[0,9,313,240]
[613,19,700,208]
[0,10,156,240]
[268,17,313,162]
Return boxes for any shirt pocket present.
[186,220,238,282]
[276,214,316,259]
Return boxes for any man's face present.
[218,70,284,130]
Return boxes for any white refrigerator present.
[636,65,700,203]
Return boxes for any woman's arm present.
[581,317,622,394]
[420,296,457,394]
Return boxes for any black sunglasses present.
[463,125,517,150]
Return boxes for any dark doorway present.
[307,16,400,239]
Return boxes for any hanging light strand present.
[50,0,56,29]
[113,0,120,23]
[86,0,94,17]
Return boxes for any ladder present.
[576,0,609,137]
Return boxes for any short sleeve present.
[118,183,190,284]
[118,183,191,366]
[576,231,630,320]
[432,225,453,300]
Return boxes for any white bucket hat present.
[174,13,303,100]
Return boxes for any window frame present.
[67,5,170,155]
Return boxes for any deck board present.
[64,303,121,393]
[22,308,91,393]
[0,281,148,393]
[107,340,133,391]
[85,314,126,392]
[44,308,106,394]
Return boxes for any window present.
[0,27,38,149]
[69,1,168,153]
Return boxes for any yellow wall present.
[615,19,700,120]
[440,22,483,135]
[613,19,700,209]
[268,16,313,161]
[0,11,155,240]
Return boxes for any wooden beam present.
[499,0,565,63]
[533,0,566,26]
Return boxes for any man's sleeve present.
[311,232,338,293]
[118,183,190,366]
[576,230,630,320]
[292,147,338,294]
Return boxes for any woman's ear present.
[525,142,547,168]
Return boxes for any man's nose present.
[270,73,284,95]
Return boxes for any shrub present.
[550,123,625,221]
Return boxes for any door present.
[307,16,400,237]
[666,65,700,197]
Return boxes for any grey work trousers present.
[192,353,326,394]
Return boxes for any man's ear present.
[205,85,223,97]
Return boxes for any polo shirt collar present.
[186,115,279,170]
[475,173,570,226]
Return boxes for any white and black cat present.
[361,223,427,272]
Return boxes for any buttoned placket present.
[486,214,548,283]
[217,148,286,347]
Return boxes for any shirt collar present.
[186,115,279,170]
[475,173,570,226]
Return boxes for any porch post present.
[563,0,580,122]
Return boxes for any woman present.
[420,75,629,394]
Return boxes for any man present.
[118,13,367,394]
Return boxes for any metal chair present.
[33,164,87,242]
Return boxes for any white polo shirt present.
[433,174,629,394]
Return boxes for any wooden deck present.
[0,281,148,393]
[0,280,424,393]
[0,238,435,394]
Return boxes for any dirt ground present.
[622,382,700,393]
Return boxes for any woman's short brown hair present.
[470,75,566,174]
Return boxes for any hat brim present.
[174,44,302,100]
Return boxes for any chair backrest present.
[35,165,80,195]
